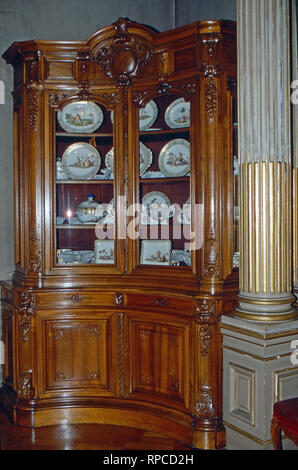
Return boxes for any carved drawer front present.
[41,313,116,396]
[128,317,190,409]
[37,291,116,309]
[125,292,193,316]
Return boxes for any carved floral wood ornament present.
[93,17,153,86]
[18,292,35,341]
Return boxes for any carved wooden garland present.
[18,292,35,341]
[202,65,218,125]
[195,298,217,357]
[195,385,216,419]
[29,226,41,272]
[24,53,39,86]
[17,371,35,399]
[27,87,39,134]
[204,227,220,279]
[92,18,153,86]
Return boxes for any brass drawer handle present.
[70,294,86,303]
[115,292,124,306]
[154,297,168,308]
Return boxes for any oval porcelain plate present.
[62,142,101,180]
[58,101,103,133]
[139,100,158,130]
[165,98,190,129]
[159,138,190,177]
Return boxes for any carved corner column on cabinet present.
[199,34,222,295]
[15,290,36,425]
[17,52,43,288]
[192,298,225,449]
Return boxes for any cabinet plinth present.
[1,18,237,449]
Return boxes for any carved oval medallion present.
[112,49,138,75]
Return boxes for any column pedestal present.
[221,315,298,450]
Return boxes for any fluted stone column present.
[235,0,296,321]
[292,0,298,306]
[221,0,298,450]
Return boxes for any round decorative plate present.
[141,191,174,223]
[58,101,103,133]
[105,147,114,172]
[105,142,152,176]
[159,138,190,177]
[164,98,190,129]
[62,142,101,180]
[139,100,158,130]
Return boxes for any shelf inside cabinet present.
[56,224,114,229]
[56,132,113,138]
[140,176,189,184]
[140,128,190,136]
[56,179,113,184]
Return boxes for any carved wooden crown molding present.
[92,17,153,86]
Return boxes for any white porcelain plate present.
[141,191,174,224]
[62,142,101,180]
[159,138,190,177]
[165,98,190,129]
[58,101,103,133]
[139,100,158,130]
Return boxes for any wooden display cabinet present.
[1,18,237,449]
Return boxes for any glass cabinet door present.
[136,94,191,268]
[55,100,115,265]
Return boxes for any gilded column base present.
[234,293,298,322]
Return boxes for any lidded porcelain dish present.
[75,194,106,224]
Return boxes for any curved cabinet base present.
[0,386,226,449]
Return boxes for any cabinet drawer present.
[125,292,193,315]
[37,291,116,309]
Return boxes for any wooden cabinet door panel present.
[128,315,191,410]
[38,311,117,397]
